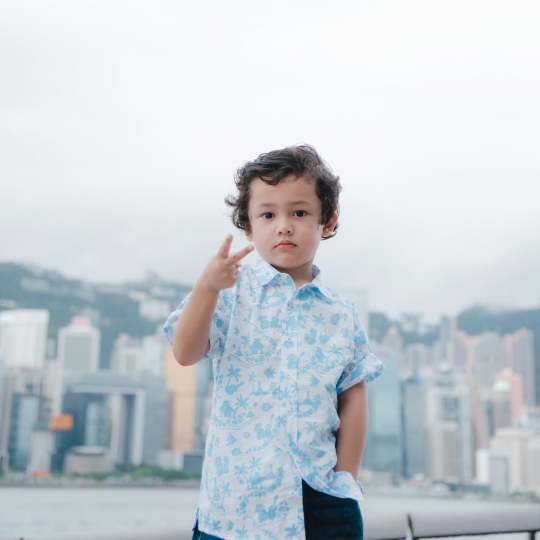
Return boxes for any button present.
[286,373,291,378]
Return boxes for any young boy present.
[163,145,384,540]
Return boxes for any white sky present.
[1,0,539,322]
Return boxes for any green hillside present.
[0,262,191,368]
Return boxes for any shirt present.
[163,255,384,540]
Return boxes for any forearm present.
[172,278,219,366]
[334,380,368,478]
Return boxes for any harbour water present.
[0,486,535,539]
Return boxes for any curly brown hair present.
[225,144,342,240]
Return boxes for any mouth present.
[276,241,296,249]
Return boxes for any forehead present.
[249,176,319,208]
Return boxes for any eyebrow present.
[254,200,314,209]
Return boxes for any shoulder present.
[323,286,356,315]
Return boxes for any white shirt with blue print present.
[163,255,384,540]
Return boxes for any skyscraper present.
[495,368,524,424]
[364,338,402,476]
[492,378,512,431]
[450,330,469,369]
[438,315,456,363]
[402,343,432,380]
[528,436,540,494]
[425,364,474,481]
[142,332,166,376]
[57,317,100,373]
[469,332,505,391]
[0,309,49,369]
[401,376,426,477]
[490,427,534,491]
[164,347,198,453]
[0,370,43,470]
[426,421,459,480]
[504,329,536,407]
[110,334,142,373]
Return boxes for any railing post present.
[407,513,414,540]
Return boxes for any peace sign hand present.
[199,234,254,293]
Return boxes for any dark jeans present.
[192,479,363,540]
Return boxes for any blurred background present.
[0,0,539,538]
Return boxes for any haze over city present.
[1,0,539,322]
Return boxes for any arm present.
[334,379,368,478]
[172,280,219,366]
[172,234,253,366]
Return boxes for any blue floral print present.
[164,255,384,540]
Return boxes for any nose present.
[277,216,293,235]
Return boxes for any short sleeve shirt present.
[163,255,384,540]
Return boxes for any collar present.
[252,254,334,301]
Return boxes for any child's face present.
[246,176,337,279]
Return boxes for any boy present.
[163,145,384,540]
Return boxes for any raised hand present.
[198,234,254,292]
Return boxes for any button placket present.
[281,295,297,422]
[283,296,298,444]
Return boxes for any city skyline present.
[1,305,538,497]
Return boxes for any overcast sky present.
[1,0,539,322]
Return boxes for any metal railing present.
[7,505,540,540]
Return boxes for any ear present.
[245,226,253,242]
[322,212,339,238]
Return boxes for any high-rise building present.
[402,343,432,380]
[489,452,511,494]
[468,374,490,451]
[0,309,49,369]
[110,334,142,373]
[495,368,524,424]
[57,317,100,373]
[475,448,511,493]
[527,436,540,495]
[491,379,512,431]
[142,333,166,376]
[425,365,473,481]
[490,427,534,491]
[426,421,459,480]
[438,316,457,363]
[363,339,401,476]
[450,330,469,369]
[504,329,536,407]
[164,347,198,452]
[401,376,426,478]
[381,326,404,357]
[0,370,43,470]
[469,332,505,391]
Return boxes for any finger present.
[229,243,254,263]
[217,234,233,258]
[234,262,241,268]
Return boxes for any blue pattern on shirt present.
[164,255,384,540]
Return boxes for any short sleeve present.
[336,307,384,395]
[162,288,234,360]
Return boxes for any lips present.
[276,241,296,249]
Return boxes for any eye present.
[262,212,274,219]
[293,210,307,217]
